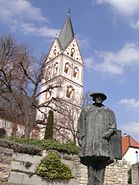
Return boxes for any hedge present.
[0,139,41,155]
[1,137,79,155]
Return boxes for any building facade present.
[122,135,139,164]
[37,15,84,141]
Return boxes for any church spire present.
[58,14,74,49]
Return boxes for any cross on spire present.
[68,7,71,15]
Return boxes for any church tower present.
[37,14,84,141]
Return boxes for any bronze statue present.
[77,92,122,185]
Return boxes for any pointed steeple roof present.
[58,15,74,49]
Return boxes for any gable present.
[63,38,83,65]
[46,39,61,63]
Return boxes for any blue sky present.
[0,0,139,141]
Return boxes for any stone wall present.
[104,160,130,185]
[132,164,139,185]
[0,147,132,185]
[77,160,130,185]
[8,152,79,185]
[0,147,13,183]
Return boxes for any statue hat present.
[90,92,107,101]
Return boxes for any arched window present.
[46,66,51,80]
[73,67,79,78]
[52,49,57,58]
[54,62,58,75]
[64,63,70,74]
[71,48,75,58]
[46,85,53,99]
[66,85,75,99]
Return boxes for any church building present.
[37,14,84,141]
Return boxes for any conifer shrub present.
[35,151,74,180]
[44,110,54,139]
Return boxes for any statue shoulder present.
[103,106,115,115]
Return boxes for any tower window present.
[64,63,70,74]
[46,66,51,80]
[73,67,79,78]
[54,62,58,75]
[66,85,75,99]
[53,49,57,58]
[46,85,53,99]
[71,48,75,58]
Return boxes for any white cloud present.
[93,43,139,75]
[119,98,139,109]
[0,0,46,23]
[77,35,89,49]
[130,19,139,29]
[97,0,139,16]
[84,58,94,70]
[120,122,139,136]
[0,0,59,37]
[20,23,59,37]
[96,0,139,30]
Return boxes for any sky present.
[0,0,139,141]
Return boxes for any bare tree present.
[83,91,92,108]
[52,92,92,142]
[0,35,61,138]
[51,97,81,142]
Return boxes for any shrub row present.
[8,137,79,155]
[8,137,79,154]
[0,139,41,155]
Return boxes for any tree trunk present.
[24,125,31,139]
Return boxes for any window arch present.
[54,62,58,75]
[46,85,53,99]
[64,63,70,74]
[52,49,57,58]
[66,85,75,99]
[71,48,75,58]
[73,67,79,78]
[46,66,51,80]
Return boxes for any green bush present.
[0,139,41,155]
[9,137,79,154]
[35,151,74,180]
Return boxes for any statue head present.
[90,92,107,106]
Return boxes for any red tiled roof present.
[122,135,139,156]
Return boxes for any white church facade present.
[37,15,84,141]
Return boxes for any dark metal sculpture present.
[77,92,122,185]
